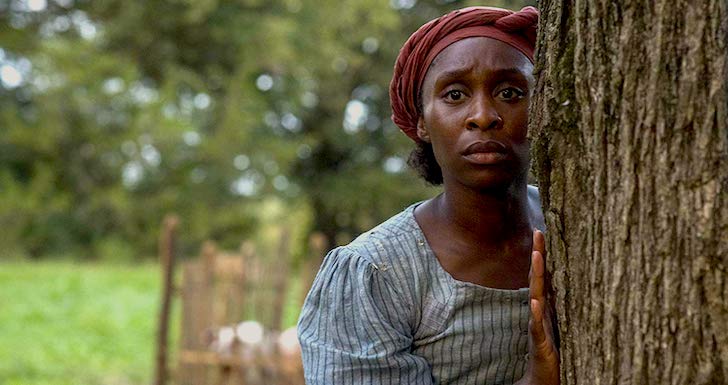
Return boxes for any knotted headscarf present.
[389,6,539,142]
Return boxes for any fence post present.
[202,241,217,280]
[271,228,291,331]
[154,214,179,385]
[238,241,255,320]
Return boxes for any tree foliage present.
[0,0,533,260]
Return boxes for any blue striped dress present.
[298,187,544,385]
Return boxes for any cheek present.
[506,106,530,143]
[420,120,456,169]
[422,105,456,142]
[425,127,450,164]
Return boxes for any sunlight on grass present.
[0,261,178,385]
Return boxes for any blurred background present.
[0,0,534,384]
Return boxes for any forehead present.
[423,37,533,86]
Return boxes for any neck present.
[434,177,532,245]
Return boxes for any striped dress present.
[298,186,544,385]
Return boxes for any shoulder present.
[297,210,438,383]
[304,204,430,316]
[339,205,434,300]
[345,204,425,268]
[298,209,424,338]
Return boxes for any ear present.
[416,117,430,143]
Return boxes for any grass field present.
[0,261,177,385]
[0,260,305,385]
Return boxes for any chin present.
[473,179,516,194]
[465,168,527,193]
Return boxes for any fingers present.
[533,229,545,255]
[530,229,546,296]
[527,297,562,385]
[529,298,546,347]
[529,247,547,350]
[529,229,550,350]
[532,229,559,349]
[526,230,561,384]
[529,248,545,303]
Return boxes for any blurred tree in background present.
[0,0,534,262]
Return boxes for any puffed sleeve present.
[297,246,434,385]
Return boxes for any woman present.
[298,6,559,385]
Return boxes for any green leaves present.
[0,0,534,260]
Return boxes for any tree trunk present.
[530,1,727,384]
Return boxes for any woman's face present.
[417,37,534,191]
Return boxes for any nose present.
[465,95,502,131]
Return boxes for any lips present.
[463,140,508,155]
[462,140,509,164]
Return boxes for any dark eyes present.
[445,90,464,101]
[497,87,525,101]
[442,87,525,103]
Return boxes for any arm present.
[515,230,560,385]
[298,247,434,385]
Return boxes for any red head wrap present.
[389,6,539,142]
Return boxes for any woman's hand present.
[516,229,560,385]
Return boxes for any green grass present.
[0,261,177,385]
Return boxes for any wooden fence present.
[155,216,328,385]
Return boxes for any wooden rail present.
[155,220,323,385]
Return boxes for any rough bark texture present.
[530,0,728,384]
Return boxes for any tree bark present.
[530,1,727,384]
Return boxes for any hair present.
[408,141,443,185]
[409,90,443,185]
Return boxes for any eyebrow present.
[434,67,529,85]
[435,67,474,83]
